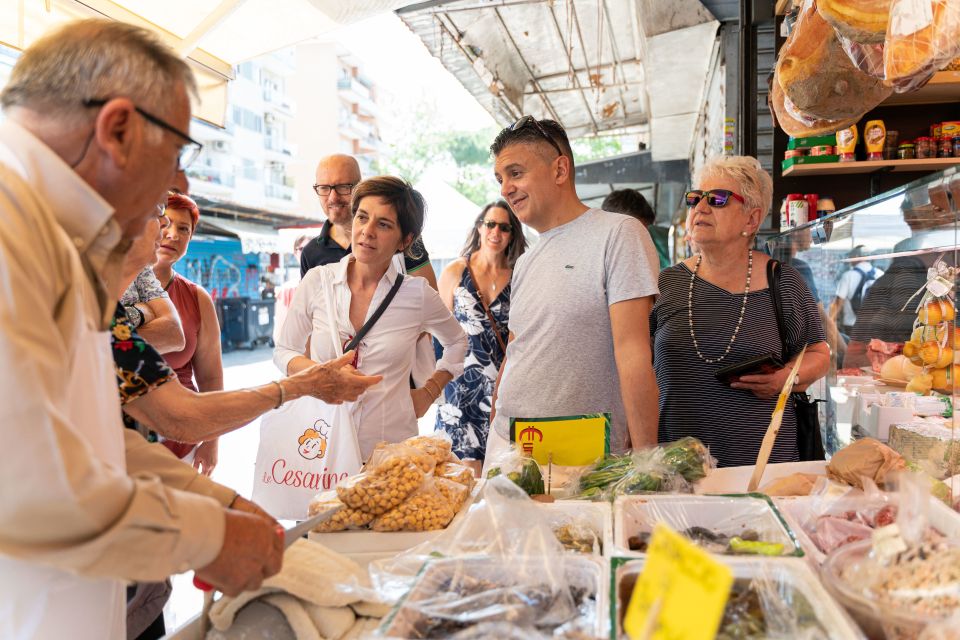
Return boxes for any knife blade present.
[283,504,343,548]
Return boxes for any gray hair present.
[1,19,197,127]
[695,155,773,226]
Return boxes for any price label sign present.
[509,413,609,466]
[623,523,733,640]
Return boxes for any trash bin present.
[246,299,275,348]
[217,297,249,352]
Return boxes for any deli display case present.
[766,168,959,480]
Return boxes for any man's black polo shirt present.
[300,219,431,277]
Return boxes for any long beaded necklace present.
[688,250,753,364]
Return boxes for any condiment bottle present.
[864,120,886,161]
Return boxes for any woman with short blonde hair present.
[650,156,829,467]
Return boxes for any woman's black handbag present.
[767,260,826,461]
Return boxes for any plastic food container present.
[776,494,960,565]
[379,555,607,639]
[612,494,803,557]
[540,500,612,556]
[611,557,864,640]
[821,540,960,640]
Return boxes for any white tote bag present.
[253,271,363,520]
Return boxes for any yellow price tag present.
[509,413,609,466]
[623,523,733,640]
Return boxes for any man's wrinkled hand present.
[194,510,283,597]
[229,495,277,523]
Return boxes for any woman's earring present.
[740,231,748,237]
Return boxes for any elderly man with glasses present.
[483,116,662,471]
[0,19,287,638]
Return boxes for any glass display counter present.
[767,168,959,479]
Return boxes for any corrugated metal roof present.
[397,0,719,160]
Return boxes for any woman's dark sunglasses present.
[508,115,563,157]
[684,189,746,208]
[481,220,513,233]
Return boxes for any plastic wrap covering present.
[820,473,960,639]
[370,477,584,602]
[614,558,861,639]
[615,494,803,557]
[781,476,959,563]
[485,448,546,496]
[776,0,892,120]
[573,437,713,501]
[310,435,473,533]
[884,0,960,88]
[378,556,601,639]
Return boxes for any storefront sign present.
[623,523,733,640]
[508,413,610,466]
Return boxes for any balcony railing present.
[186,166,235,188]
[265,183,294,201]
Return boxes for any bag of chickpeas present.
[336,453,427,516]
[370,477,457,532]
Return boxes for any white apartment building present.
[187,48,300,217]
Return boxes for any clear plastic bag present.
[369,477,569,602]
[368,441,437,474]
[370,477,457,532]
[484,447,546,496]
[308,489,375,532]
[337,450,427,515]
[402,434,455,469]
[378,555,600,639]
[884,0,960,89]
[436,461,475,489]
[573,437,713,501]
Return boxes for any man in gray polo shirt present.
[484,117,660,469]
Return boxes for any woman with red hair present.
[153,192,222,474]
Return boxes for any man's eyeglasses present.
[507,115,563,157]
[684,189,746,208]
[313,183,355,197]
[83,99,203,171]
[481,220,513,233]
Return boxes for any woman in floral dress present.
[435,201,527,467]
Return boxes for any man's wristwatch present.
[124,304,144,329]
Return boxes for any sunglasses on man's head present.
[507,115,563,157]
[684,189,746,208]
[481,220,513,233]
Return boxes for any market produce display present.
[575,437,714,500]
[617,570,828,639]
[486,455,545,495]
[627,527,785,556]
[308,435,475,534]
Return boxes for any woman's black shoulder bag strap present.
[766,260,826,461]
[343,274,404,353]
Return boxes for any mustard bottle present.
[836,124,858,162]
[864,120,886,161]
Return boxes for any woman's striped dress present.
[651,260,825,468]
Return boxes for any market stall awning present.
[0,0,416,126]
[397,0,719,161]
[199,216,282,254]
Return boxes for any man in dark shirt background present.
[300,153,437,288]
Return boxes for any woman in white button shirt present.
[275,176,468,459]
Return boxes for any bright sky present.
[330,12,497,135]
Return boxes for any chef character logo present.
[298,420,331,460]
